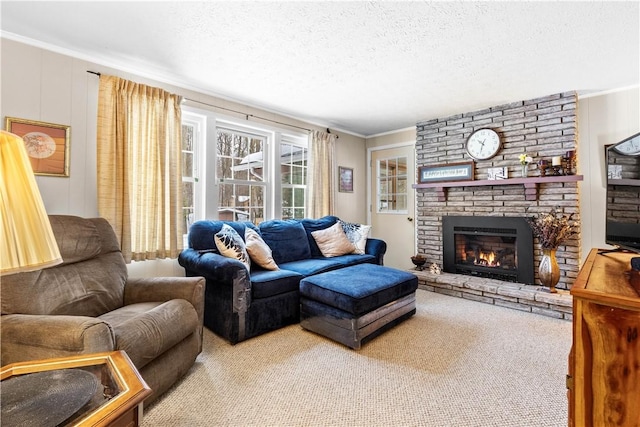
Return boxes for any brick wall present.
[415,92,581,290]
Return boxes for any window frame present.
[376,155,409,214]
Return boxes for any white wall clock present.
[466,128,501,161]
[612,134,640,156]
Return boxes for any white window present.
[377,156,407,213]
[181,108,308,226]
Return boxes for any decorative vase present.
[521,164,528,177]
[538,248,560,293]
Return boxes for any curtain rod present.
[184,98,319,135]
[86,70,338,138]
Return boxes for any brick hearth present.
[412,269,573,321]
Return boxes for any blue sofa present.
[178,216,387,344]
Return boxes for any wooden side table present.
[1,351,151,427]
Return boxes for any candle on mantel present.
[552,156,562,166]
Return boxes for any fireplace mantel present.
[412,175,583,201]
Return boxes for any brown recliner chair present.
[1,215,205,405]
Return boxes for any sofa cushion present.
[323,253,377,267]
[250,269,303,299]
[300,216,340,257]
[99,299,198,369]
[245,227,278,271]
[277,258,344,277]
[340,221,372,255]
[215,224,251,271]
[311,222,356,257]
[299,264,418,316]
[259,219,311,264]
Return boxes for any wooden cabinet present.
[568,248,640,427]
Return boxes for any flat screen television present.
[605,132,640,253]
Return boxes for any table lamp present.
[1,129,62,275]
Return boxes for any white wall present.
[3,37,637,275]
[1,38,368,277]
[578,86,640,259]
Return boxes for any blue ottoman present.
[299,264,418,349]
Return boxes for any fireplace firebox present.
[442,216,534,284]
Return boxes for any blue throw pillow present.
[259,219,311,264]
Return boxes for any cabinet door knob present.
[407,217,413,222]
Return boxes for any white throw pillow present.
[311,222,356,257]
[340,220,372,255]
[214,224,251,271]
[245,227,279,270]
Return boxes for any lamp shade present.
[1,130,62,275]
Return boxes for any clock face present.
[466,128,501,160]
[613,134,640,156]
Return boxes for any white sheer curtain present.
[307,130,337,218]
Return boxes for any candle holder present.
[551,156,564,175]
[538,159,549,176]
[564,151,575,175]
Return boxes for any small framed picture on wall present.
[339,166,353,192]
[5,117,71,177]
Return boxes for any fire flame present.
[474,251,500,267]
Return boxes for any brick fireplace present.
[414,92,581,292]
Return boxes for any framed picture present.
[338,166,353,192]
[418,161,474,183]
[5,117,70,177]
[488,166,509,180]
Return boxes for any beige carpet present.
[143,289,572,427]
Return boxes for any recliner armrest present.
[124,276,205,350]
[0,314,115,366]
[124,276,205,328]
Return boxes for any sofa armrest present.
[365,238,387,265]
[0,314,115,365]
[178,249,251,312]
[124,276,205,331]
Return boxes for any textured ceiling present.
[1,1,639,136]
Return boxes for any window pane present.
[380,178,388,194]
[398,176,407,193]
[182,124,194,151]
[379,160,387,178]
[217,182,265,224]
[294,188,305,206]
[397,157,407,177]
[282,187,292,207]
[292,165,304,185]
[281,164,292,184]
[183,152,194,178]
[217,157,232,180]
[217,128,264,183]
